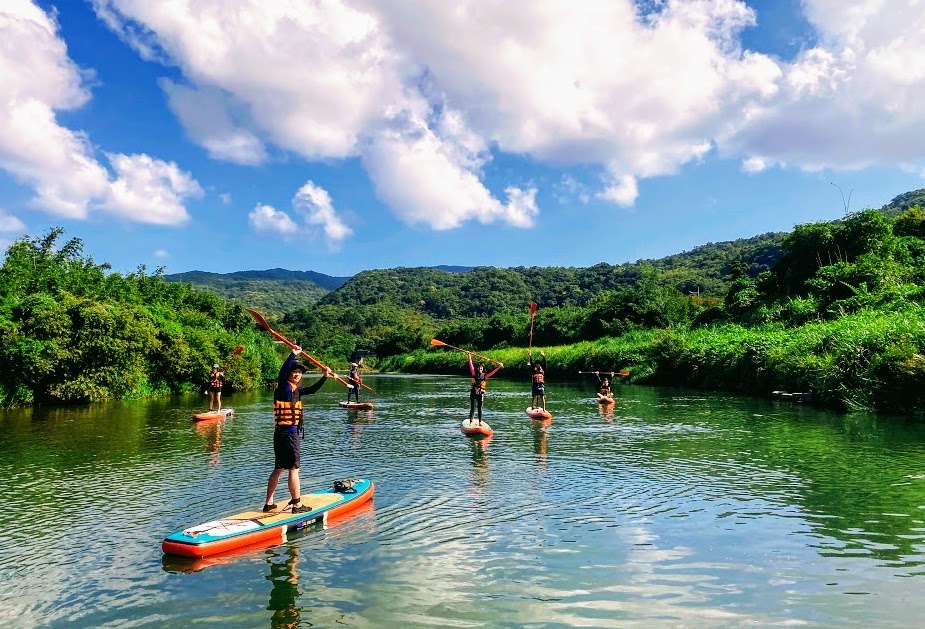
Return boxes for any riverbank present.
[380,305,925,415]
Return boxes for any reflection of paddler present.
[267,545,301,629]
[195,419,223,465]
[532,420,548,462]
[469,436,491,488]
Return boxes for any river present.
[1,375,924,628]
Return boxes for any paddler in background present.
[207,363,224,411]
[598,374,611,399]
[468,352,503,425]
[263,347,331,514]
[346,361,362,403]
[527,350,547,411]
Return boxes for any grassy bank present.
[380,305,925,415]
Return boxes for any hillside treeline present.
[0,228,279,406]
[380,206,925,414]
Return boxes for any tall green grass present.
[380,305,925,414]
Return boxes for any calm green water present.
[1,375,925,628]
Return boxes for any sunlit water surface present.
[1,375,925,628]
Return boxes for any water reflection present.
[194,418,224,465]
[468,435,491,489]
[267,545,302,629]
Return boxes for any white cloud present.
[598,174,639,207]
[219,192,232,205]
[160,79,267,165]
[0,211,26,233]
[249,181,352,248]
[293,181,353,247]
[105,153,202,224]
[91,0,925,219]
[0,1,202,225]
[248,203,299,239]
[154,248,168,258]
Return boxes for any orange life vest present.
[274,383,303,427]
[209,370,223,389]
[471,373,487,394]
[532,370,545,385]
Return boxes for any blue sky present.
[1,1,923,277]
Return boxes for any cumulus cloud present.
[0,211,26,233]
[106,153,202,224]
[91,0,925,218]
[0,1,202,224]
[249,181,351,248]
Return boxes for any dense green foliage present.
[880,187,925,217]
[0,228,279,406]
[382,203,925,414]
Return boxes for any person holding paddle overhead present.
[263,348,331,514]
[346,362,362,404]
[468,352,503,425]
[207,363,224,412]
[527,350,547,411]
[598,374,611,399]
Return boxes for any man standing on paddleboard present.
[346,362,362,404]
[263,348,331,513]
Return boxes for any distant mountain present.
[881,188,925,217]
[165,268,350,315]
[167,268,349,290]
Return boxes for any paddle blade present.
[233,345,245,357]
[430,338,447,347]
[529,301,538,315]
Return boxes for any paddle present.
[246,308,354,389]
[346,361,376,394]
[430,339,503,366]
[222,344,245,370]
[528,301,538,352]
[578,370,631,377]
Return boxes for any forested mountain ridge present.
[164,268,350,315]
[319,232,786,317]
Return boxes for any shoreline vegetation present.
[3,189,925,415]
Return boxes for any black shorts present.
[273,427,301,469]
[532,384,545,397]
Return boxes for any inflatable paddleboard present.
[526,407,552,420]
[339,401,374,410]
[460,418,493,437]
[162,478,374,558]
[192,408,234,421]
[597,395,614,405]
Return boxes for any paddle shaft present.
[431,339,501,365]
[246,308,354,389]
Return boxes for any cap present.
[289,361,308,373]
[350,362,358,367]
[213,364,220,368]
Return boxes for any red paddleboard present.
[597,395,614,405]
[460,418,493,437]
[526,407,552,420]
[193,408,234,421]
[339,401,374,410]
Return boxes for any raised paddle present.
[528,301,538,352]
[578,370,631,377]
[429,339,503,366]
[246,308,354,389]
[222,344,245,370]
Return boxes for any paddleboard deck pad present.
[162,478,374,557]
[192,408,234,421]
[339,401,374,410]
[460,418,493,436]
[526,407,552,420]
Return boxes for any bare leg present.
[265,468,284,505]
[287,468,302,505]
[216,391,222,410]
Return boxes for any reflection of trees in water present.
[267,544,301,629]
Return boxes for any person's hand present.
[324,368,333,377]
[540,351,546,357]
[292,345,302,354]
[498,362,504,368]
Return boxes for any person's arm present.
[540,352,547,370]
[485,362,503,378]
[467,352,475,376]
[301,368,330,395]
